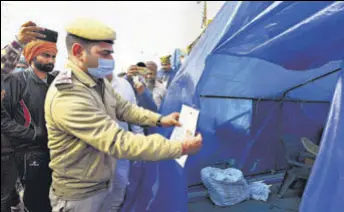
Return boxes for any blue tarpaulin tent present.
[300,61,344,212]
[126,2,344,211]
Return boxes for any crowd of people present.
[1,19,203,212]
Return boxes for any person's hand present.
[160,112,181,127]
[127,65,139,78]
[16,21,46,45]
[1,89,5,102]
[181,133,203,155]
[134,81,145,95]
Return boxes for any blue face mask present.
[88,58,115,79]
[14,67,25,73]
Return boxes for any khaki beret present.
[160,55,171,64]
[66,18,116,41]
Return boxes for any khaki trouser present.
[49,187,111,212]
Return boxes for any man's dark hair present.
[66,33,113,53]
[136,62,147,68]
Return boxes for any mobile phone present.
[133,75,145,84]
[132,76,140,84]
[36,28,58,43]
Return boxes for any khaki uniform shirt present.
[45,60,182,200]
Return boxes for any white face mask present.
[88,58,115,79]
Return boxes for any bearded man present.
[1,39,58,212]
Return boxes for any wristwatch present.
[156,116,163,127]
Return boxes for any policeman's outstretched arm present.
[112,88,181,128]
[50,86,202,161]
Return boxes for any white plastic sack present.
[249,181,271,202]
[201,167,250,206]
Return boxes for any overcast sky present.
[1,1,224,73]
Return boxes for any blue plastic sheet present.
[213,1,344,70]
[199,55,341,100]
[300,63,344,212]
[128,2,344,211]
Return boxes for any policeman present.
[44,18,203,211]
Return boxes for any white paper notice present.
[170,105,200,167]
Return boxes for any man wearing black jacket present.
[1,21,47,212]
[2,38,58,212]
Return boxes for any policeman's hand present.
[160,112,181,127]
[17,21,46,45]
[181,133,203,155]
[134,81,145,95]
